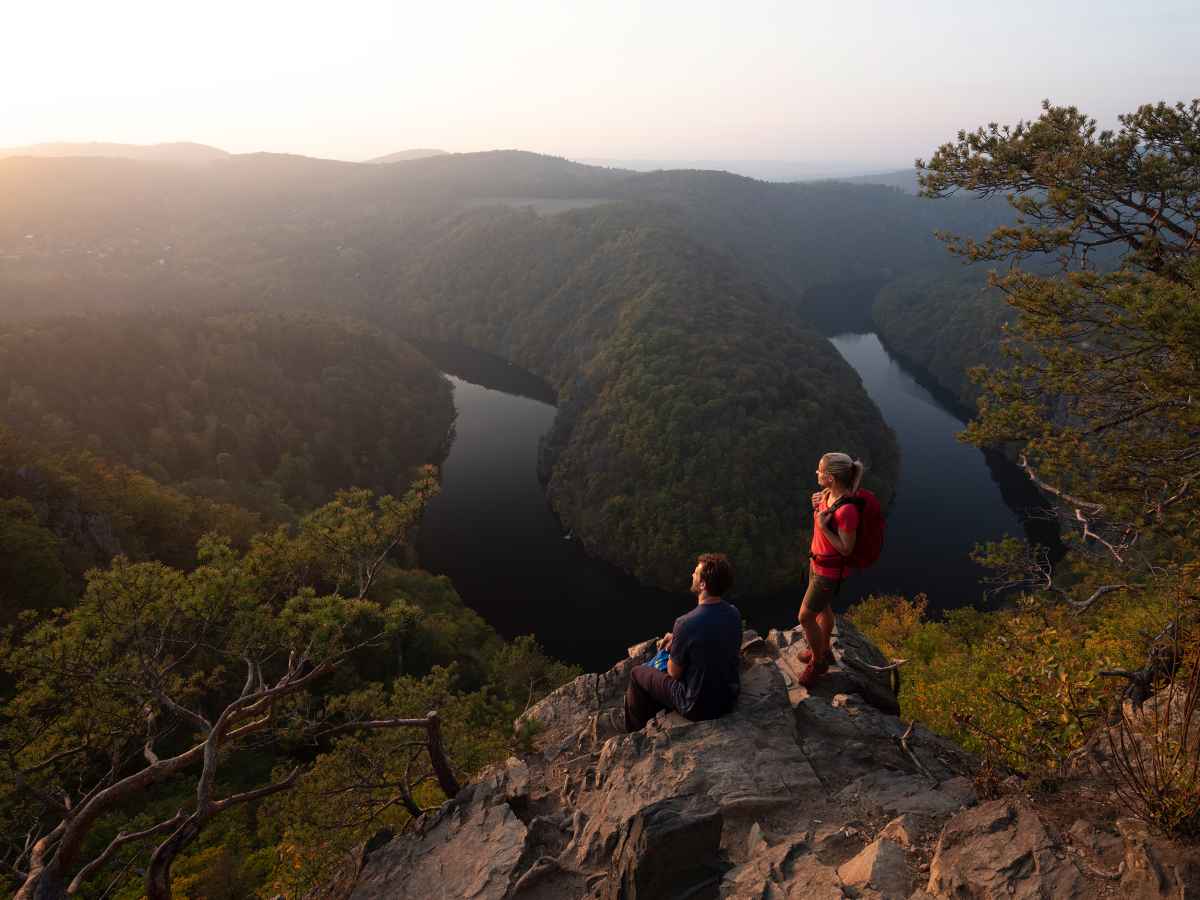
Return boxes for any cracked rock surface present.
[349,619,1199,899]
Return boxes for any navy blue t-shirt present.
[668,600,742,718]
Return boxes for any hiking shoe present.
[797,659,829,687]
[796,647,831,668]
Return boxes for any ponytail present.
[849,459,865,493]
[821,452,866,493]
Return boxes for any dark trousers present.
[624,664,679,732]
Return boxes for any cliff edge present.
[349,620,1197,899]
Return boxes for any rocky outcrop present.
[926,798,1089,899]
[349,620,1200,899]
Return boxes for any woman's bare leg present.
[798,574,834,664]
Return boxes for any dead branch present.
[153,690,212,733]
[210,767,301,813]
[897,723,936,783]
[1017,455,1136,562]
[1065,845,1124,881]
[317,717,439,738]
[16,745,88,777]
[1075,508,1127,563]
[1064,584,1130,612]
[862,659,908,672]
[423,711,460,798]
[1099,622,1185,713]
[67,811,186,893]
[1019,454,1105,514]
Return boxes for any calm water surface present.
[417,338,1048,671]
[826,333,1050,605]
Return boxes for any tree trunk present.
[13,865,67,900]
[145,818,202,900]
[425,710,460,798]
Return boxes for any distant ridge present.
[366,148,449,164]
[827,169,919,193]
[0,141,229,165]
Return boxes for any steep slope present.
[599,168,1006,329]
[871,269,1011,410]
[0,427,261,626]
[0,313,454,519]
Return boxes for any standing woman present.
[797,452,865,686]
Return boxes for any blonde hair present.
[821,452,865,493]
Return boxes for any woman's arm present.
[819,512,858,557]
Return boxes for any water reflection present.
[826,333,1055,608]
[416,336,1052,671]
[415,346,687,672]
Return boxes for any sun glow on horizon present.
[4,0,1198,165]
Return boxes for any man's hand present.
[811,491,825,511]
[818,510,835,533]
[657,632,673,651]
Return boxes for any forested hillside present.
[0,427,262,625]
[0,313,453,519]
[383,205,898,587]
[3,150,966,590]
[0,150,1002,330]
[612,170,1005,326]
[871,268,1011,409]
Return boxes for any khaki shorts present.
[801,572,839,612]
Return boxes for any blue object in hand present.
[648,648,670,672]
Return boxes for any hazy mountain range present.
[2,140,912,186]
[0,141,230,165]
[365,148,449,164]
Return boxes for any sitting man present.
[623,553,742,732]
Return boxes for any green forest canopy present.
[1,151,972,590]
[0,312,453,521]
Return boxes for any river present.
[416,336,1050,671]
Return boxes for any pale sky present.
[4,0,1198,170]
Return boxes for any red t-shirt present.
[810,493,859,579]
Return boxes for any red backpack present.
[827,489,885,572]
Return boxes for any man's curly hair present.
[696,553,734,597]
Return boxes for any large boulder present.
[349,794,529,900]
[721,839,845,899]
[602,797,725,900]
[926,797,1088,899]
[837,837,911,898]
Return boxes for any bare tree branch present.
[15,745,89,777]
[67,811,187,894]
[1019,454,1105,514]
[210,767,301,813]
[1064,584,1129,612]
